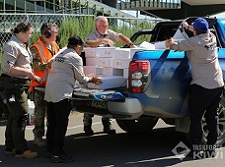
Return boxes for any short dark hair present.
[13,22,32,34]
[67,35,84,48]
[40,22,57,35]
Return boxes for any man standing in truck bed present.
[165,18,224,158]
[84,16,136,135]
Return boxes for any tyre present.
[201,100,225,146]
[116,117,159,133]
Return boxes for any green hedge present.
[0,17,153,68]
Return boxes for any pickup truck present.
[71,17,225,145]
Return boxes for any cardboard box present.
[102,67,123,76]
[139,41,155,50]
[83,66,103,75]
[114,48,146,59]
[86,58,97,66]
[84,47,99,58]
[98,47,116,58]
[114,48,131,59]
[154,41,167,49]
[96,58,113,67]
[112,58,131,69]
[123,68,129,79]
[87,76,127,89]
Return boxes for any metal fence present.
[0,13,160,49]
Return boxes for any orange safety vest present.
[29,39,59,92]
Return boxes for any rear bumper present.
[70,97,143,119]
[107,98,143,119]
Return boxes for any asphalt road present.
[0,112,225,167]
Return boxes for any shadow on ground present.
[0,126,196,167]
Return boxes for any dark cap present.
[67,35,84,46]
[192,18,209,33]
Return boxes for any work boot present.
[103,125,116,134]
[102,118,116,135]
[83,116,93,135]
[15,150,38,158]
[84,125,94,136]
[33,137,47,147]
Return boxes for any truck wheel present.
[116,117,158,133]
[201,100,225,146]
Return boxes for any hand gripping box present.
[87,76,127,89]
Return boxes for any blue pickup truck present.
[71,17,225,145]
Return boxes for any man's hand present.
[165,38,174,48]
[102,38,115,47]
[28,71,42,84]
[181,21,189,29]
[40,62,49,70]
[92,76,103,85]
[88,74,103,85]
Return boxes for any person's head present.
[12,22,33,43]
[95,16,108,35]
[67,35,84,55]
[192,18,209,35]
[40,22,58,42]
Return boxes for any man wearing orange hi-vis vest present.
[29,23,59,147]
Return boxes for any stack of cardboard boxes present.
[83,47,145,89]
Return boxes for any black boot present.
[102,118,116,135]
[83,115,94,135]
[84,125,94,135]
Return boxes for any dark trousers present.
[1,84,29,154]
[189,84,223,147]
[46,99,71,156]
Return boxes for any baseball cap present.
[67,35,84,46]
[192,18,209,33]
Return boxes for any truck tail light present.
[128,60,150,93]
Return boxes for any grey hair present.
[95,16,108,25]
